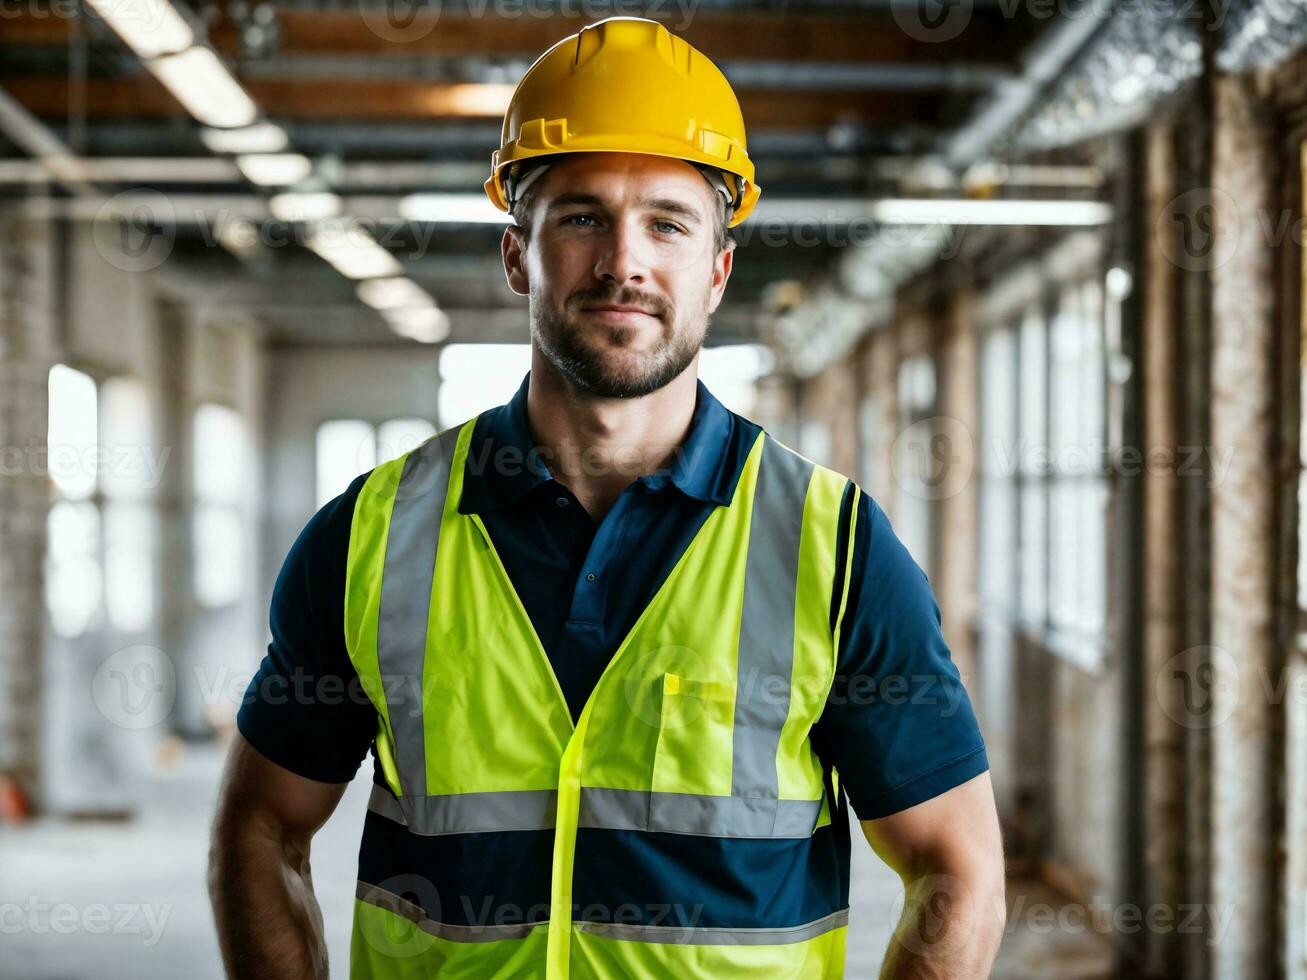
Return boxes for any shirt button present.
[585,572,597,582]
[555,497,569,508]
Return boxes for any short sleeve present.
[236,472,377,783]
[811,491,989,820]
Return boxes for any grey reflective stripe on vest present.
[377,425,463,799]
[580,787,821,839]
[368,783,557,834]
[356,881,545,942]
[733,437,814,808]
[369,783,820,839]
[575,908,849,946]
[357,881,846,947]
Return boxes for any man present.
[210,16,1005,979]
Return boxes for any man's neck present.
[525,350,699,521]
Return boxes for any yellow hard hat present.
[484,16,761,228]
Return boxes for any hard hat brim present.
[485,146,760,228]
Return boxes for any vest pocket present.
[650,671,736,797]
[374,718,404,798]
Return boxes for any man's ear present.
[706,238,735,315]
[502,225,529,296]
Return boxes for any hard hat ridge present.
[485,16,760,227]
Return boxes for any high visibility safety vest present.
[343,415,860,979]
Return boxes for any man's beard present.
[530,284,707,399]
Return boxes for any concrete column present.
[1174,98,1216,980]
[0,201,59,810]
[824,358,859,480]
[1208,73,1278,979]
[937,287,979,687]
[1285,141,1307,980]
[861,330,898,510]
[1141,121,1187,979]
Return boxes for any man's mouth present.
[579,305,660,322]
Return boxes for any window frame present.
[974,232,1118,673]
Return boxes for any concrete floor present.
[0,740,1112,979]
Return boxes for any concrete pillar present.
[1141,121,1187,979]
[1174,98,1217,980]
[1285,140,1307,980]
[1208,72,1278,978]
[937,286,979,687]
[860,330,898,510]
[824,358,859,480]
[0,200,59,810]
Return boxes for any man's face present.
[503,152,734,399]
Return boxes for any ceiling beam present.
[0,84,95,194]
[216,11,1034,65]
[3,75,952,129]
[1,11,1036,66]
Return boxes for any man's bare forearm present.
[208,735,346,979]
[877,869,1006,979]
[209,812,329,979]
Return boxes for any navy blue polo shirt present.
[238,372,988,906]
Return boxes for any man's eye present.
[653,220,685,235]
[564,214,597,227]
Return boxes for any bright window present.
[979,327,1017,615]
[1047,280,1107,642]
[316,419,377,509]
[46,499,102,638]
[193,403,247,608]
[799,420,832,467]
[101,377,156,632]
[46,365,101,637]
[377,418,438,464]
[978,271,1111,665]
[47,364,97,500]
[47,368,161,636]
[438,344,532,428]
[1017,307,1048,626]
[698,344,774,416]
[893,355,937,573]
[315,417,437,509]
[104,502,154,632]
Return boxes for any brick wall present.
[0,201,58,806]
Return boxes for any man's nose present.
[593,221,650,285]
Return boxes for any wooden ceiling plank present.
[0,9,1033,65]
[3,75,950,129]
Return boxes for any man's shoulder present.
[289,469,376,570]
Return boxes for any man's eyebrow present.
[640,197,703,226]
[545,192,704,226]
[546,192,606,211]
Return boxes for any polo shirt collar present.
[459,370,737,514]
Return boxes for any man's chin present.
[554,352,675,399]
[535,312,700,398]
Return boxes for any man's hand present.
[861,771,1006,979]
[208,732,349,980]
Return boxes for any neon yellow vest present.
[343,416,859,978]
